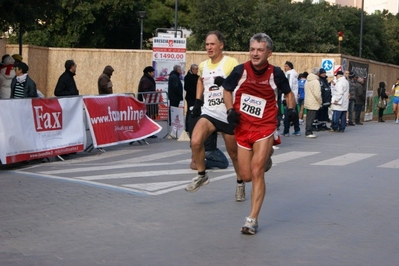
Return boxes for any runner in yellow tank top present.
[185,31,244,201]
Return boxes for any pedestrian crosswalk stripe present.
[273,151,320,164]
[123,181,189,191]
[115,149,189,163]
[311,153,376,166]
[40,162,184,175]
[54,149,145,164]
[378,159,399,168]
[76,168,233,181]
[122,172,237,195]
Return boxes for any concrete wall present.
[4,44,399,101]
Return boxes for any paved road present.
[1,120,398,266]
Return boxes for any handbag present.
[377,96,387,109]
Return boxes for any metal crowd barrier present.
[137,91,170,139]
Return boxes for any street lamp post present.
[174,0,178,37]
[338,31,343,54]
[136,11,147,49]
[359,0,364,58]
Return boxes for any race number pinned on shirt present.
[240,93,266,118]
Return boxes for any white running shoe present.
[235,183,245,202]
[185,173,210,192]
[241,217,258,235]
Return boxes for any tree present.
[189,0,258,51]
[2,0,399,64]
[7,0,192,49]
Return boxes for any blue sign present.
[322,59,333,71]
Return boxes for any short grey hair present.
[190,64,198,71]
[310,67,319,75]
[173,65,181,71]
[250,33,273,51]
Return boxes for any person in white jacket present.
[0,55,16,98]
[330,71,349,132]
[283,61,301,136]
[304,67,322,138]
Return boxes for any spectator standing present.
[138,66,158,121]
[98,65,114,94]
[283,61,301,136]
[317,68,331,130]
[54,60,79,96]
[184,64,199,131]
[354,77,366,125]
[168,65,183,107]
[10,62,38,98]
[347,72,357,126]
[304,67,322,138]
[297,72,307,124]
[0,55,15,98]
[377,81,389,122]
[330,71,349,132]
[391,78,399,123]
[344,70,350,80]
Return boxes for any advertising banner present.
[83,94,162,148]
[169,106,185,139]
[152,37,186,120]
[0,97,85,164]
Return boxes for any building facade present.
[293,0,399,15]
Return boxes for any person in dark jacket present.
[54,60,79,96]
[10,62,38,98]
[354,77,366,125]
[183,64,199,132]
[347,72,357,126]
[138,66,157,120]
[377,81,389,122]
[316,68,331,130]
[167,65,183,107]
[98,65,114,94]
[183,64,199,108]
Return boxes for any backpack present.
[298,79,305,100]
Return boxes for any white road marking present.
[115,149,190,163]
[123,180,189,191]
[76,168,233,181]
[378,159,399,168]
[125,172,238,195]
[40,162,184,174]
[273,151,320,164]
[311,153,376,166]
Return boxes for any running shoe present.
[292,131,301,136]
[264,148,274,172]
[396,119,399,124]
[235,183,245,202]
[241,217,258,235]
[185,173,210,192]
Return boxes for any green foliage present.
[190,0,258,51]
[2,0,399,64]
